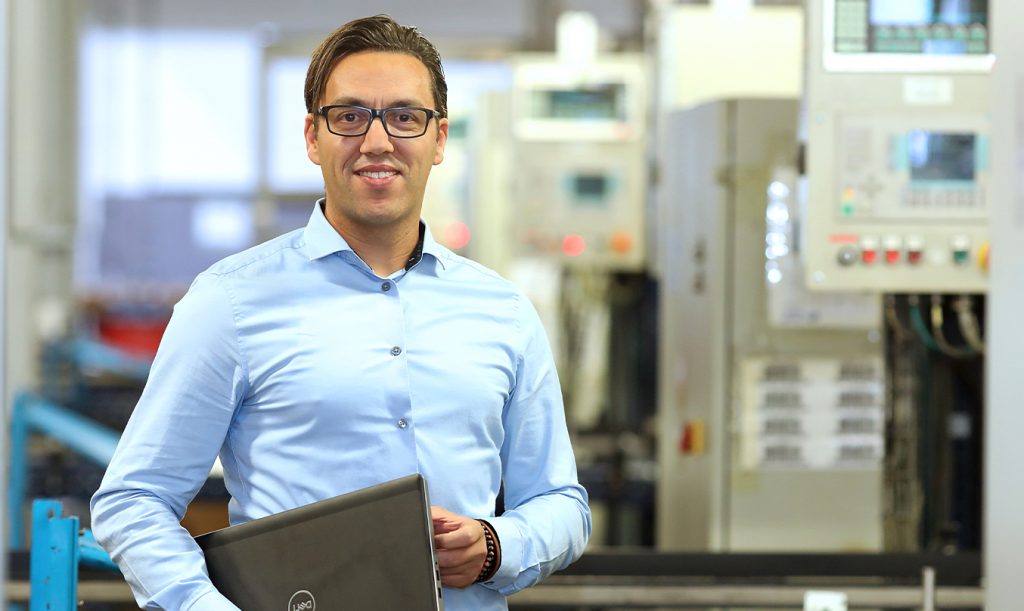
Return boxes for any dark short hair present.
[304,15,448,121]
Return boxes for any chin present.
[354,208,413,227]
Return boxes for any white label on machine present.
[804,590,848,611]
[903,76,954,105]
[737,356,885,471]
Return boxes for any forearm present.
[91,487,239,610]
[478,487,591,595]
[486,299,592,594]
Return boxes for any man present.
[90,14,591,611]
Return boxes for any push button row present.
[835,235,972,267]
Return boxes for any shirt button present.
[397,418,409,429]
[381,282,391,292]
[391,346,402,356]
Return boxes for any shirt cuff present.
[182,588,242,611]
[479,515,523,590]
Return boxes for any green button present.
[842,204,855,217]
[953,250,969,265]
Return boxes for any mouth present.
[354,166,401,188]
[355,170,399,179]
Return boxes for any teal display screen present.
[834,0,989,55]
[529,85,625,120]
[907,131,976,183]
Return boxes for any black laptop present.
[195,474,444,610]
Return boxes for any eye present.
[340,112,360,123]
[394,112,415,123]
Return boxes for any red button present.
[885,249,900,264]
[862,250,877,265]
[908,250,923,265]
[562,234,586,257]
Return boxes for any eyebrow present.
[326,96,426,109]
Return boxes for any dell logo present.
[287,590,315,611]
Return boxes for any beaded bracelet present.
[474,519,501,583]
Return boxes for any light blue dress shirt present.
[90,202,591,610]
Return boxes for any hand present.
[430,506,487,588]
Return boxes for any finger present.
[439,571,475,589]
[434,524,480,550]
[435,547,477,568]
[432,518,459,535]
[439,558,481,588]
[438,555,479,576]
[430,505,455,521]
[430,506,465,535]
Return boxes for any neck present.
[326,214,420,277]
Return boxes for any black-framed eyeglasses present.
[317,104,440,138]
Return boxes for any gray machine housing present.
[656,99,883,551]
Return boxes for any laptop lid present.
[195,474,444,611]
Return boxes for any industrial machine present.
[505,53,657,546]
[803,0,993,293]
[509,53,647,270]
[800,0,988,553]
[656,99,884,552]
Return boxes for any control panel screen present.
[529,85,625,121]
[572,174,610,205]
[907,131,976,182]
[834,0,988,55]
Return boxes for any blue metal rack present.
[8,391,121,549]
[29,499,118,611]
[8,339,152,607]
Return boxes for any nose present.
[359,116,394,155]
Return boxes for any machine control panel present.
[806,111,990,291]
[510,54,647,270]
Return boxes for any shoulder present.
[432,251,548,334]
[201,228,307,280]
[435,251,529,302]
[437,250,511,285]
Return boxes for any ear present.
[304,113,321,165]
[432,117,449,166]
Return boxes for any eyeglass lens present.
[324,107,430,137]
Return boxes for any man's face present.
[304,51,448,235]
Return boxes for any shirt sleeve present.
[481,295,592,596]
[90,273,247,610]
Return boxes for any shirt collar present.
[302,199,449,273]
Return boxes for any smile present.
[356,170,399,179]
